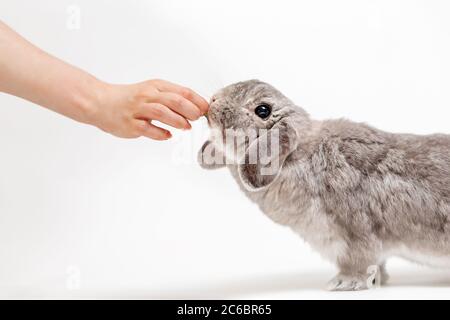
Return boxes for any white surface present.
[1,0,450,299]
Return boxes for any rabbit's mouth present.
[204,113,215,131]
[204,112,211,126]
[204,108,220,129]
[205,112,229,141]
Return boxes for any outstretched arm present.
[0,21,208,140]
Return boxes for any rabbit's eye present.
[254,104,272,119]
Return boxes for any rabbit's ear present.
[198,140,226,170]
[238,119,298,191]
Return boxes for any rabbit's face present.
[205,80,307,165]
[199,80,311,191]
[207,80,298,134]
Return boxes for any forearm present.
[0,20,103,124]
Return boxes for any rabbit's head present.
[198,80,310,191]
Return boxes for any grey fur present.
[199,79,450,291]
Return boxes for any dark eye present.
[254,104,272,119]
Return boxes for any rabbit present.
[198,79,450,291]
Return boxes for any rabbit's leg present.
[327,273,369,291]
[327,244,383,291]
[379,262,389,285]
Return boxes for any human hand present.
[88,79,209,140]
[0,21,208,140]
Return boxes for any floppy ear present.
[197,140,226,170]
[238,119,299,191]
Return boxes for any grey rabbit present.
[198,79,450,291]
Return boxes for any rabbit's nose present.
[211,94,222,104]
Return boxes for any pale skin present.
[0,21,209,140]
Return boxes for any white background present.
[1,0,450,299]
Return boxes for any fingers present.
[149,79,209,115]
[129,79,209,140]
[135,120,172,141]
[137,103,191,130]
[153,91,203,121]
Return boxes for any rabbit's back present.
[299,120,450,256]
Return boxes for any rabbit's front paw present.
[326,274,368,291]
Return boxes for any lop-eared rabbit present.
[198,80,450,291]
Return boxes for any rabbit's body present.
[230,119,450,265]
[199,80,450,290]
